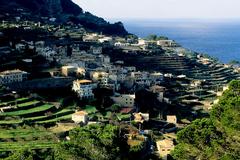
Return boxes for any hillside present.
[0,0,128,36]
[172,80,240,160]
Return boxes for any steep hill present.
[0,0,128,36]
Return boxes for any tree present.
[171,80,240,160]
[56,124,125,160]
[110,104,121,112]
[146,34,169,41]
[146,34,158,41]
[228,60,240,65]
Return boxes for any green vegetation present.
[0,97,29,105]
[0,97,74,125]
[116,113,131,121]
[17,100,40,108]
[229,60,240,65]
[0,104,54,117]
[84,105,97,114]
[2,124,144,159]
[172,80,240,160]
[55,124,125,160]
[146,34,169,41]
[36,114,73,124]
[0,126,57,154]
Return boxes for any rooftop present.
[74,79,92,84]
[156,139,174,148]
[62,66,77,69]
[0,69,27,75]
[73,111,88,116]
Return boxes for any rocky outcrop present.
[0,0,128,36]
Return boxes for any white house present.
[72,111,88,124]
[177,74,187,79]
[0,69,28,85]
[98,37,113,43]
[138,39,148,45]
[72,80,96,100]
[114,42,129,47]
[157,40,177,47]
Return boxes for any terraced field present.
[0,97,75,152]
[0,98,74,125]
[0,127,57,151]
[163,57,240,113]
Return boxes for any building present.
[61,66,78,77]
[156,139,175,160]
[38,47,57,58]
[138,39,148,45]
[190,80,202,87]
[150,72,164,84]
[77,68,86,77]
[90,71,118,89]
[133,112,150,123]
[90,71,108,81]
[124,66,136,72]
[149,85,166,102]
[101,55,110,64]
[131,71,151,86]
[90,46,102,54]
[98,37,113,43]
[72,80,96,100]
[0,69,28,85]
[83,33,99,42]
[72,111,88,124]
[114,42,129,47]
[111,94,135,107]
[167,115,177,124]
[157,40,178,47]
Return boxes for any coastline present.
[114,19,240,63]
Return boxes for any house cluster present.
[0,69,28,85]
[70,57,167,104]
[138,38,179,50]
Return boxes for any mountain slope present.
[0,0,128,36]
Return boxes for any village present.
[0,16,240,159]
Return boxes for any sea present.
[120,19,240,63]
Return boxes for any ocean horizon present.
[115,19,240,63]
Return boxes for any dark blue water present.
[122,19,240,63]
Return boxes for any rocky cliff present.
[0,0,128,36]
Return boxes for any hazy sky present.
[73,0,240,20]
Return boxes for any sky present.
[73,0,240,20]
